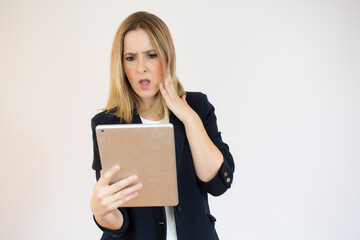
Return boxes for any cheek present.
[123,62,133,78]
[151,61,163,78]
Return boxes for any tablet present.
[95,123,178,207]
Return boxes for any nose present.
[136,57,147,73]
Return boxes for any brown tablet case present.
[95,124,178,207]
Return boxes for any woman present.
[90,11,234,240]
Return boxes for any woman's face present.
[123,28,164,105]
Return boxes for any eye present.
[125,55,135,61]
[147,53,157,59]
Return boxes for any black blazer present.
[91,92,235,240]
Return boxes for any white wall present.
[1,0,359,239]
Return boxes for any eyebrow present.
[124,49,156,56]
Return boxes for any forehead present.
[123,28,154,53]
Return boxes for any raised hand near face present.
[159,69,196,124]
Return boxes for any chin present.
[138,92,157,100]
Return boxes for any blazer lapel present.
[132,109,142,124]
[170,114,186,170]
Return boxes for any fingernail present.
[131,175,138,181]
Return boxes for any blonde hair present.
[104,11,185,123]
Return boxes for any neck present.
[140,97,155,110]
[138,98,163,121]
[138,110,163,121]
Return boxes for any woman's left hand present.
[160,70,224,182]
[159,70,195,124]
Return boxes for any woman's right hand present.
[90,165,142,229]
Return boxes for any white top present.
[140,116,178,240]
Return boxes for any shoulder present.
[91,109,119,128]
[185,91,210,107]
[185,91,214,118]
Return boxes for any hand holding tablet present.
[90,165,142,220]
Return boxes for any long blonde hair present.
[104,11,185,123]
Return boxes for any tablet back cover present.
[96,124,178,207]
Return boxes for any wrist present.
[94,209,124,230]
[182,109,200,126]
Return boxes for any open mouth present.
[139,79,150,89]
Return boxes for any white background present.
[1,0,359,239]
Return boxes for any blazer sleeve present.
[91,114,130,238]
[191,93,235,196]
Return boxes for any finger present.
[164,74,171,89]
[164,76,177,99]
[98,165,121,185]
[110,191,139,209]
[181,95,186,102]
[166,67,177,88]
[167,73,178,95]
[166,66,171,79]
[166,66,171,80]
[159,82,166,95]
[159,82,170,101]
[113,182,143,201]
[110,175,140,193]
[162,67,171,90]
[98,180,142,212]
